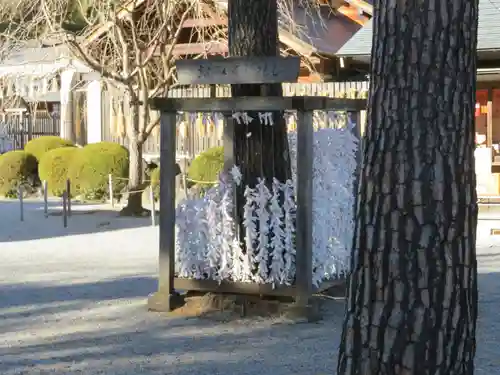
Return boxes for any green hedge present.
[39,147,80,197]
[188,146,224,186]
[24,136,74,161]
[0,151,37,197]
[150,166,160,200]
[68,142,129,200]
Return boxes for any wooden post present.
[43,180,48,218]
[27,114,33,141]
[223,112,239,237]
[159,111,176,294]
[19,112,25,149]
[487,88,493,148]
[108,174,114,207]
[18,186,24,222]
[295,110,314,309]
[182,173,188,198]
[223,113,235,173]
[148,111,183,312]
[150,186,156,226]
[62,191,68,228]
[52,117,57,135]
[66,179,71,216]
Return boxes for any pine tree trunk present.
[228,0,291,185]
[337,1,479,375]
[228,0,291,255]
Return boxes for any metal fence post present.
[150,186,156,226]
[62,191,68,228]
[66,179,72,216]
[43,180,48,218]
[108,174,114,207]
[18,186,24,222]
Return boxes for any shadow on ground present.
[0,275,158,309]
[0,200,154,242]
[0,274,345,375]
[0,271,498,374]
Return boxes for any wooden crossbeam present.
[151,96,367,112]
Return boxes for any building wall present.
[95,81,369,161]
[475,82,500,196]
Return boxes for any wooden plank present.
[295,110,314,306]
[173,277,345,297]
[314,278,346,294]
[158,112,178,296]
[175,56,301,85]
[150,97,367,113]
[174,277,297,297]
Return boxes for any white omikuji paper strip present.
[173,122,358,286]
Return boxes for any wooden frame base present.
[173,277,345,298]
[154,90,362,316]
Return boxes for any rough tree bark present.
[121,136,144,215]
[337,1,479,375]
[228,0,291,185]
[228,0,291,253]
[120,102,146,216]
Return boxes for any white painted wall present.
[60,69,77,142]
[86,80,103,144]
[475,147,500,196]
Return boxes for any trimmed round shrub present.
[80,141,124,154]
[150,165,160,198]
[38,147,80,197]
[68,142,129,200]
[0,150,37,197]
[145,162,158,179]
[188,146,224,186]
[24,136,75,161]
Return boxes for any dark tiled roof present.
[338,0,500,57]
[287,6,362,55]
[215,0,361,56]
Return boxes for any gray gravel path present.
[0,199,499,374]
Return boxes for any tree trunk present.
[121,104,146,216]
[337,2,479,375]
[228,0,291,185]
[228,0,291,253]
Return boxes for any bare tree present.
[0,0,227,215]
[0,0,326,215]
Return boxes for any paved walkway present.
[0,199,499,374]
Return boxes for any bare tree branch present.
[0,0,332,143]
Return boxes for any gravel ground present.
[0,199,499,374]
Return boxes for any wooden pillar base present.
[147,291,185,312]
